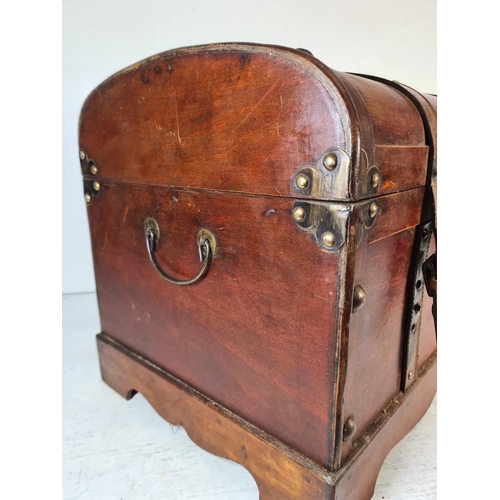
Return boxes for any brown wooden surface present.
[97,333,335,500]
[97,332,436,500]
[79,43,428,203]
[87,180,428,469]
[338,73,425,146]
[372,145,428,194]
[79,44,352,200]
[88,183,346,466]
[365,187,424,243]
[332,71,427,200]
[339,224,417,462]
[80,43,437,479]
[334,356,437,500]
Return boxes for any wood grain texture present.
[334,187,435,465]
[63,293,261,500]
[79,44,352,200]
[97,332,335,500]
[334,357,436,500]
[332,70,427,200]
[338,73,425,146]
[79,43,428,202]
[339,225,417,462]
[372,145,428,195]
[95,327,436,500]
[86,180,427,469]
[366,188,425,243]
[346,73,437,227]
[78,43,438,493]
[63,293,436,500]
[88,183,346,466]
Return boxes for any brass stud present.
[408,371,414,380]
[321,232,335,248]
[90,164,98,175]
[293,206,305,221]
[371,172,380,188]
[343,415,357,441]
[352,285,366,312]
[79,150,86,160]
[323,153,337,171]
[93,181,100,191]
[85,193,91,204]
[369,202,378,218]
[296,174,309,190]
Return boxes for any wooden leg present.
[333,356,437,500]
[97,333,334,500]
[97,333,436,500]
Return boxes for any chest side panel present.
[87,183,347,466]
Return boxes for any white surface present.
[63,293,436,499]
[62,0,436,293]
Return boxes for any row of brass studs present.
[81,149,100,204]
[342,212,374,441]
[342,284,366,442]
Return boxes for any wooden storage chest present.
[79,43,437,500]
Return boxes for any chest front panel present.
[88,182,347,466]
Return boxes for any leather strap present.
[349,74,437,335]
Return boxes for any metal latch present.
[423,252,437,333]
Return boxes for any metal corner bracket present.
[80,148,101,204]
[292,200,350,251]
[292,148,351,200]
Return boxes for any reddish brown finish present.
[339,225,416,462]
[372,145,428,195]
[338,73,425,146]
[97,332,436,500]
[97,334,334,500]
[365,187,424,243]
[80,43,437,496]
[79,45,352,200]
[79,44,428,202]
[88,183,344,466]
[333,357,437,500]
[332,71,427,200]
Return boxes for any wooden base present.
[97,333,436,500]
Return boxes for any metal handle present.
[144,218,214,286]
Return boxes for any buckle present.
[423,253,437,298]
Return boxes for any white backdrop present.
[62,0,436,293]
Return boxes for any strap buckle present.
[423,253,437,298]
[423,252,437,334]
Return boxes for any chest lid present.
[79,43,428,202]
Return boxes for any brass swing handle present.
[144,218,214,286]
